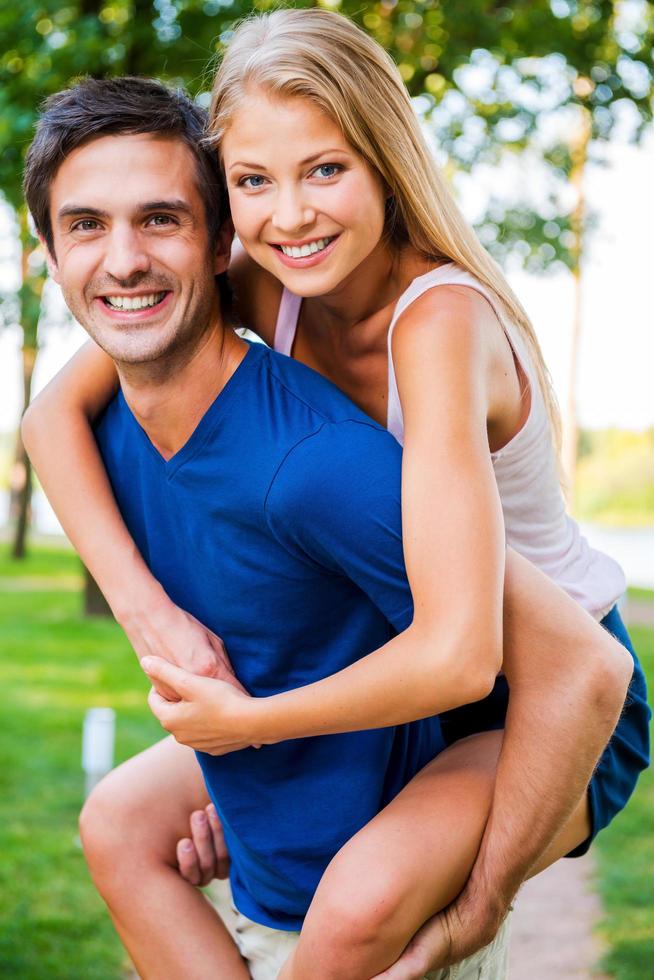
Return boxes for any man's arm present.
[373,550,633,978]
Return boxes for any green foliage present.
[575,428,654,526]
[0,545,161,977]
[595,620,654,980]
[1,1,653,262]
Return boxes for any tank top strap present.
[386,263,535,444]
[273,288,302,356]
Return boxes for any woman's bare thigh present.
[292,731,503,977]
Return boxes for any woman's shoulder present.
[229,242,284,346]
[391,270,503,363]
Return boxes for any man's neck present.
[117,319,248,460]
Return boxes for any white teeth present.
[279,237,333,258]
[105,292,165,310]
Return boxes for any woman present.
[23,10,648,979]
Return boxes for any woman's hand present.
[142,656,257,754]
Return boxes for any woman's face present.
[221,88,389,298]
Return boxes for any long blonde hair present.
[208,8,562,452]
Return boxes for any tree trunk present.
[84,566,113,618]
[11,207,45,559]
[562,106,591,497]
[10,346,37,559]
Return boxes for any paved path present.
[509,853,608,979]
[624,597,654,627]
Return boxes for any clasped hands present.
[127,599,260,755]
[142,655,259,755]
[134,604,510,977]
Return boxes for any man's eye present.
[239,175,267,189]
[73,219,100,232]
[148,214,176,226]
[312,164,342,179]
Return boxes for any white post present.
[82,707,116,796]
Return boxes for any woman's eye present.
[313,164,342,179]
[240,175,267,189]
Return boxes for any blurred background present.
[0,1,652,977]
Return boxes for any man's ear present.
[38,234,60,284]
[214,219,235,276]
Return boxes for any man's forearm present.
[455,551,632,925]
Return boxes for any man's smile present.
[95,290,173,319]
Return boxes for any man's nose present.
[272,186,316,236]
[102,226,150,281]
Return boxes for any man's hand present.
[177,803,230,886]
[371,887,505,979]
[142,656,257,754]
[122,595,246,702]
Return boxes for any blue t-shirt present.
[95,341,445,930]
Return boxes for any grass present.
[0,545,161,979]
[595,620,654,980]
[1,544,652,977]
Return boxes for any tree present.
[1,0,652,554]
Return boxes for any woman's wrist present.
[246,693,286,747]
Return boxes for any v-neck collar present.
[118,341,262,479]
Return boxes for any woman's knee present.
[296,849,412,980]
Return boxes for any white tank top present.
[273,264,625,619]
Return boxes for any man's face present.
[47,133,227,365]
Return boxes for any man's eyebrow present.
[56,200,195,223]
[140,199,194,215]
[57,205,111,223]
[227,149,350,173]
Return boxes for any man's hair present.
[24,76,228,257]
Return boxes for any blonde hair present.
[208,8,562,452]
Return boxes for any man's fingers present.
[142,656,193,698]
[206,803,230,879]
[177,837,202,886]
[190,810,218,885]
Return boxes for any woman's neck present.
[301,244,433,347]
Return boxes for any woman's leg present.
[79,735,249,980]
[280,731,593,980]
[280,731,502,980]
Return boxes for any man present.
[22,77,631,980]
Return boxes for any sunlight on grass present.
[0,546,161,978]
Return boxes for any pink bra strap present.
[273,289,302,356]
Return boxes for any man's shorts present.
[208,879,511,980]
[438,604,651,854]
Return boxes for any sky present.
[1,130,653,435]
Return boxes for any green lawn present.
[1,545,652,978]
[595,621,654,980]
[0,546,161,979]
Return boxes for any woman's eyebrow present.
[227,148,350,172]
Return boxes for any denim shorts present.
[438,605,651,855]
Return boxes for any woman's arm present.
[140,288,519,743]
[22,342,241,688]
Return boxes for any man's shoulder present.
[257,343,383,429]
